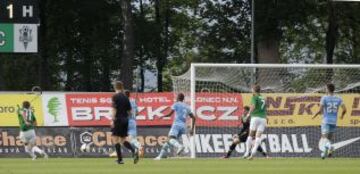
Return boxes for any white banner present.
[42,93,69,126]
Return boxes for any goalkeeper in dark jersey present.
[223,106,268,158]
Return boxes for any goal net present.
[172,63,360,158]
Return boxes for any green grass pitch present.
[0,158,359,174]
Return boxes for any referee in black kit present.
[111,81,139,164]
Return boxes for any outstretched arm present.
[312,105,323,119]
[340,104,347,119]
[189,113,196,135]
[247,104,255,117]
[159,110,174,119]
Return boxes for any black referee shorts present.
[111,118,128,138]
[238,131,249,142]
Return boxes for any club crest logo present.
[80,131,93,146]
[19,26,33,50]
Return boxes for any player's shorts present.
[112,118,128,137]
[128,119,137,137]
[19,129,36,144]
[168,124,186,138]
[249,117,267,132]
[237,131,249,142]
[321,123,336,134]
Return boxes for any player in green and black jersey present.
[18,101,48,160]
[223,106,268,158]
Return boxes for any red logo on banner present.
[66,92,244,127]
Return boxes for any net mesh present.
[172,64,360,158]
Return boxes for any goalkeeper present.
[223,106,268,158]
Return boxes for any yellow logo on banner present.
[242,94,360,127]
[0,94,44,126]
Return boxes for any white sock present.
[244,136,253,156]
[25,146,36,158]
[324,138,332,150]
[251,138,262,155]
[32,146,44,155]
[169,139,182,149]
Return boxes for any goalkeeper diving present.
[223,106,268,158]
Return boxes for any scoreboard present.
[0,0,39,53]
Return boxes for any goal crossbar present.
[191,63,360,69]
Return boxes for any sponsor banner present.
[1,92,359,127]
[65,92,244,127]
[241,94,360,127]
[65,93,115,126]
[195,93,243,127]
[0,127,73,157]
[64,92,360,127]
[0,94,44,126]
[72,127,172,158]
[1,126,359,158]
[194,127,360,157]
[42,93,69,126]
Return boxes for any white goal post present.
[173,63,360,158]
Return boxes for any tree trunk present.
[254,0,281,90]
[351,27,359,63]
[65,48,74,91]
[163,0,170,91]
[83,47,93,91]
[256,37,280,90]
[325,1,338,82]
[155,0,164,92]
[102,55,111,92]
[256,38,280,64]
[39,0,50,90]
[120,0,134,90]
[325,1,337,64]
[140,66,145,92]
[139,0,145,92]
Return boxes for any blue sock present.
[130,139,141,149]
[169,139,181,149]
[158,142,170,158]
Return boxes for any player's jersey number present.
[260,99,265,110]
[326,102,338,114]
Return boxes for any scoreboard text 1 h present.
[0,0,39,53]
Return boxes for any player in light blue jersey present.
[313,83,347,159]
[124,91,142,152]
[154,93,196,160]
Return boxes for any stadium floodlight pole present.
[190,64,196,159]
